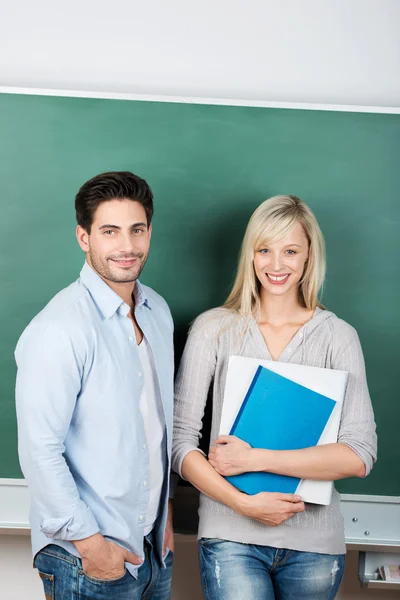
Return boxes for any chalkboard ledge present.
[1,479,399,550]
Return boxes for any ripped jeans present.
[198,538,344,600]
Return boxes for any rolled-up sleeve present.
[332,320,377,476]
[15,321,100,540]
[172,312,217,478]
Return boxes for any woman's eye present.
[286,249,296,255]
[259,248,269,254]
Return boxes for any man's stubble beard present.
[88,249,148,284]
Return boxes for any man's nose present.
[119,234,136,253]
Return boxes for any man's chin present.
[110,274,139,283]
[88,257,145,284]
[104,268,141,284]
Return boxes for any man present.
[15,171,175,599]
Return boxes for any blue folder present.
[226,365,336,495]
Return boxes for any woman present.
[172,195,377,600]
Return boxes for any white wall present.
[0,0,399,107]
[1,1,399,598]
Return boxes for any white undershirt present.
[137,337,166,535]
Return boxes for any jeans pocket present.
[38,570,55,599]
[199,537,224,546]
[81,568,128,584]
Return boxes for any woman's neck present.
[258,289,310,326]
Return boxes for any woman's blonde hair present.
[224,195,326,317]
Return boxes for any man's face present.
[77,199,152,284]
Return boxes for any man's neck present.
[87,262,136,311]
[106,280,136,311]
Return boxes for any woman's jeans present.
[198,538,345,600]
[34,532,172,600]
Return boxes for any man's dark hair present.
[75,171,154,232]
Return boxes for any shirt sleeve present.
[331,320,377,476]
[15,321,100,540]
[172,312,218,478]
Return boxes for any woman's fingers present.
[215,435,236,444]
[275,493,303,503]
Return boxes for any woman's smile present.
[265,273,291,284]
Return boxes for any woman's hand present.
[236,492,305,527]
[208,435,254,476]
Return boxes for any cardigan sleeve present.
[172,310,221,478]
[331,319,377,476]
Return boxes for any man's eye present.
[104,230,115,235]
[133,229,144,234]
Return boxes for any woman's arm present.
[209,437,365,479]
[172,311,305,526]
[182,449,305,527]
[172,312,218,476]
[209,320,377,482]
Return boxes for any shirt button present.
[299,333,303,338]
[138,372,142,377]
[143,443,147,450]
[128,336,134,342]
[288,348,292,353]
[143,480,148,487]
[139,515,144,522]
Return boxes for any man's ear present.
[76,225,90,252]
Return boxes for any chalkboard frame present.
[1,87,399,497]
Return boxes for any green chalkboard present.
[0,92,399,496]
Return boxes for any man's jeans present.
[34,532,172,600]
[198,538,345,600]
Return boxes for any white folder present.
[219,356,348,505]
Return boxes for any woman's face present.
[253,221,309,300]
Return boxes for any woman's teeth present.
[267,274,289,282]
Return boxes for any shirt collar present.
[133,279,151,310]
[79,262,151,319]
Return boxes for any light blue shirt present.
[15,262,174,576]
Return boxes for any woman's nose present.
[271,253,283,271]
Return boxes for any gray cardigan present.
[172,307,377,555]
